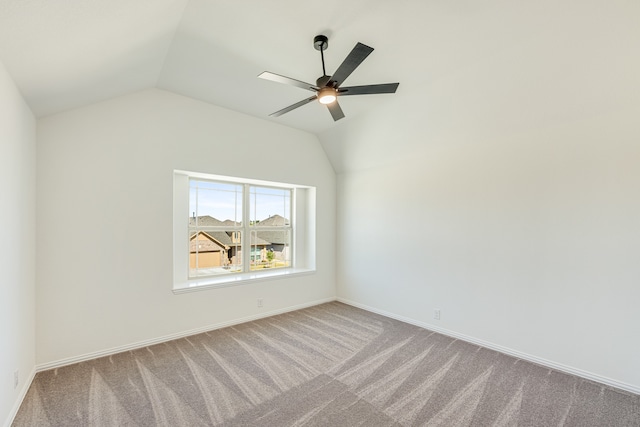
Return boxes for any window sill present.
[172,268,316,294]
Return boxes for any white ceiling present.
[1,0,639,136]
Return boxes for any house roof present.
[189,230,271,248]
[252,215,291,245]
[254,231,290,246]
[189,216,273,246]
[255,214,290,227]
[189,215,226,227]
[189,233,226,253]
[194,231,233,246]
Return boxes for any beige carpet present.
[13,302,640,426]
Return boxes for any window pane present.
[250,230,291,271]
[249,186,290,225]
[190,180,242,225]
[189,230,242,277]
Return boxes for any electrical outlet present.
[257,298,263,308]
[14,370,19,389]
[434,309,441,320]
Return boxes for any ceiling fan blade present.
[327,101,345,121]
[258,72,318,92]
[270,96,316,117]
[329,42,374,87]
[338,83,399,96]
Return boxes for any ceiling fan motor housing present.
[316,75,331,87]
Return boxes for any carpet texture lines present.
[13,302,640,426]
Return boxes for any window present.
[189,180,292,278]
[173,171,315,292]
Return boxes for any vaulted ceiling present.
[0,0,638,137]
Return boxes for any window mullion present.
[195,184,199,271]
[242,183,251,272]
[290,188,295,269]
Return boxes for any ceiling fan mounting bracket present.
[313,35,328,51]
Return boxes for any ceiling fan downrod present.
[314,35,331,87]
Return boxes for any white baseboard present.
[33,295,640,396]
[36,297,336,372]
[337,297,640,396]
[4,366,36,427]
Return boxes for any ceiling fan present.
[258,35,399,121]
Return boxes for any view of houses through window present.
[188,179,292,278]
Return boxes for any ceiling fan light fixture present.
[318,87,337,104]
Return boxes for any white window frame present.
[173,170,316,293]
[189,179,293,278]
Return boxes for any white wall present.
[0,61,36,425]
[36,89,336,365]
[322,2,640,391]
